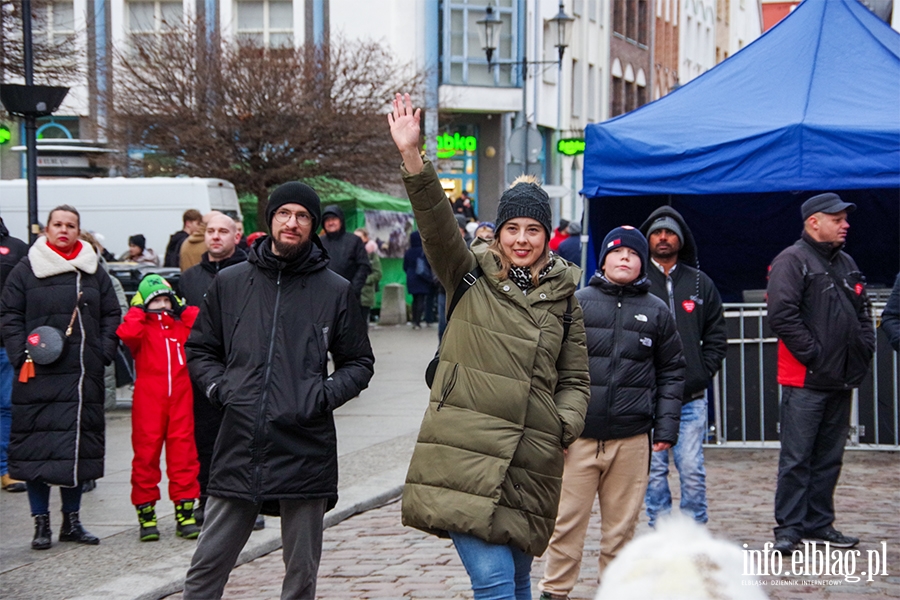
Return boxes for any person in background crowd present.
[539,226,684,600]
[118,275,201,542]
[639,208,727,529]
[354,228,382,324]
[549,219,570,252]
[881,273,900,352]
[182,182,374,599]
[234,219,249,252]
[556,222,583,265]
[165,209,203,268]
[319,205,371,301]
[180,211,222,272]
[245,231,267,246]
[1,205,121,550]
[473,222,495,242]
[767,193,875,555]
[403,231,436,329]
[119,234,160,267]
[177,213,255,528]
[453,190,477,222]
[80,231,128,413]
[436,217,471,342]
[87,231,116,263]
[0,217,28,493]
[391,93,590,600]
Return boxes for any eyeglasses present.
[273,209,313,225]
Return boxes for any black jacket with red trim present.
[767,232,875,390]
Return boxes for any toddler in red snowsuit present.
[117,274,201,541]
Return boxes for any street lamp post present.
[0,0,69,243]
[478,1,574,181]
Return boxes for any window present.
[571,59,582,118]
[611,75,623,116]
[127,0,183,43]
[613,0,624,35]
[34,0,75,46]
[235,0,293,48]
[626,0,637,40]
[589,0,598,22]
[624,80,635,112]
[587,64,597,122]
[443,0,517,87]
[638,0,648,45]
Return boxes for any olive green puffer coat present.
[400,161,590,556]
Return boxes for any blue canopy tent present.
[580,0,900,300]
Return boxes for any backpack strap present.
[562,296,573,343]
[446,265,483,322]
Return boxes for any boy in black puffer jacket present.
[540,226,685,600]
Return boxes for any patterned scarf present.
[507,257,555,292]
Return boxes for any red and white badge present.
[682,300,696,313]
[28,333,40,346]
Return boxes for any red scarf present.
[46,239,83,261]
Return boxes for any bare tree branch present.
[108,21,424,226]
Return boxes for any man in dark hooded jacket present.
[318,204,371,300]
[639,207,727,529]
[182,184,374,600]
[0,218,29,493]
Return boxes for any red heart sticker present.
[0,246,9,255]
[28,333,40,346]
[682,300,696,313]
[854,283,863,295]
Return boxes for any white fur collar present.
[29,236,98,279]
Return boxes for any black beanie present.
[599,226,648,277]
[129,234,146,251]
[266,182,322,232]
[494,182,553,238]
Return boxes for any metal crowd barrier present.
[707,302,898,450]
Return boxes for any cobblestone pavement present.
[167,448,899,600]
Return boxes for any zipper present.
[165,335,172,397]
[606,290,624,422]
[437,363,459,411]
[252,268,283,502]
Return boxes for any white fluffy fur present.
[595,516,769,600]
[28,236,98,279]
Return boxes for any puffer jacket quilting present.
[399,160,590,557]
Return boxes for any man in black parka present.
[767,193,875,556]
[318,204,371,300]
[182,184,375,600]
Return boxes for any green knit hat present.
[133,274,177,307]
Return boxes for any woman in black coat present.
[402,230,436,328]
[0,205,121,550]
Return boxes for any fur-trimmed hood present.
[29,237,98,279]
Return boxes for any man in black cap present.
[318,205,371,301]
[182,183,375,599]
[767,192,875,555]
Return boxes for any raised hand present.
[388,93,424,174]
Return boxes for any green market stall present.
[242,178,415,309]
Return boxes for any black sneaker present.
[801,528,859,548]
[773,537,797,554]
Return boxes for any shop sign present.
[557,138,585,156]
[0,125,10,145]
[433,132,477,159]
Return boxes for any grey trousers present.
[183,495,327,600]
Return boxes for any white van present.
[0,177,242,257]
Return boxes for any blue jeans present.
[449,531,533,600]
[645,396,708,527]
[0,348,13,476]
[27,481,82,516]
